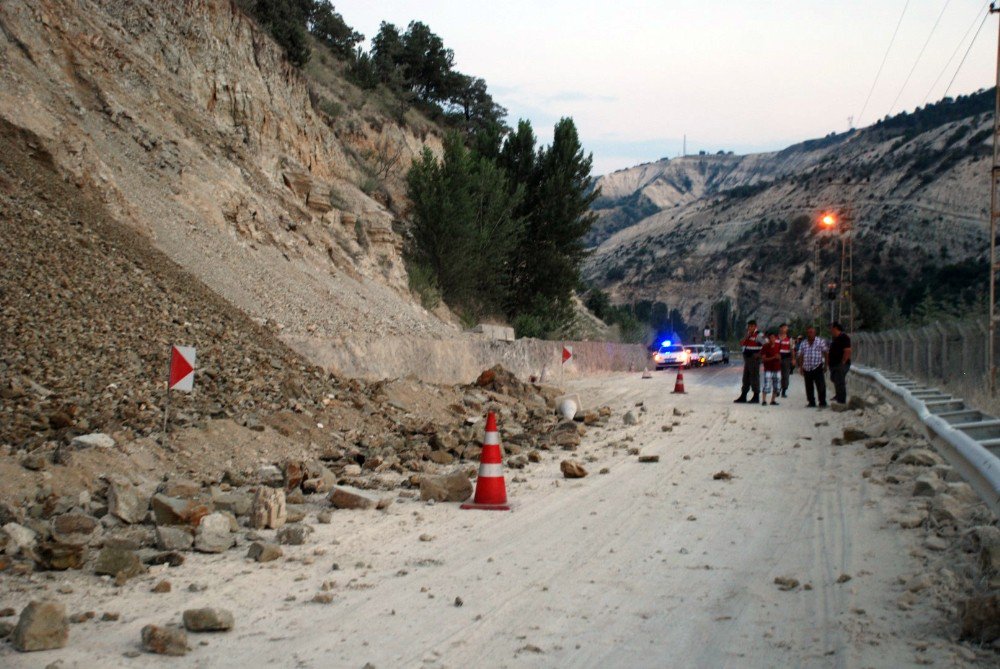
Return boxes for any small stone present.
[419,534,434,542]
[836,573,852,584]
[454,596,463,607]
[311,593,334,604]
[774,576,799,591]
[11,601,68,652]
[599,468,610,475]
[150,495,210,527]
[182,608,234,632]
[623,411,639,426]
[316,510,333,524]
[2,522,37,556]
[897,449,940,467]
[637,455,659,463]
[21,452,48,471]
[34,542,87,571]
[141,624,187,656]
[152,580,172,593]
[329,486,382,510]
[959,595,1000,643]
[0,620,13,638]
[842,427,868,443]
[912,475,946,497]
[247,541,283,563]
[560,460,587,479]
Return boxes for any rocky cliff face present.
[585,95,992,329]
[0,0,453,345]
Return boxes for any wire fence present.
[853,318,998,415]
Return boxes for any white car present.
[704,345,730,365]
[653,342,690,369]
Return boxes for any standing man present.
[734,319,764,404]
[796,326,828,408]
[777,323,794,398]
[761,332,782,406]
[828,321,852,405]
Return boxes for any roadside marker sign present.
[168,346,196,392]
[562,345,573,364]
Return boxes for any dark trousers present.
[740,354,760,398]
[780,355,793,392]
[804,366,826,406]
[830,362,851,404]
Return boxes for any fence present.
[853,318,998,415]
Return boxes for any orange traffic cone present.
[461,411,511,511]
[671,370,687,394]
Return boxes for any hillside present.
[585,90,993,334]
[0,0,456,355]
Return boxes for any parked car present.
[705,345,730,365]
[684,344,709,367]
[652,342,689,369]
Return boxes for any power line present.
[941,9,990,99]
[857,0,911,126]
[922,1,990,105]
[887,0,953,116]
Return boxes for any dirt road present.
[2,367,986,667]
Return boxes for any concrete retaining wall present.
[283,335,651,384]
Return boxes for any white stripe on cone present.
[484,432,500,446]
[478,463,504,477]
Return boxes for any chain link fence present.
[853,318,998,415]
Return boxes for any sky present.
[334,1,997,176]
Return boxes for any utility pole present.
[990,3,1000,395]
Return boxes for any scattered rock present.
[21,451,47,471]
[842,427,869,443]
[316,510,333,524]
[71,433,115,449]
[276,524,311,546]
[712,471,733,481]
[454,596,463,607]
[419,469,473,503]
[156,526,193,551]
[152,580,172,593]
[94,547,145,580]
[11,601,68,652]
[898,449,940,467]
[182,608,234,632]
[623,411,639,426]
[836,573,852,584]
[34,542,87,571]
[560,460,587,479]
[311,593,334,604]
[329,486,383,510]
[151,494,210,527]
[194,513,234,553]
[912,475,946,498]
[247,541,283,563]
[637,455,660,463]
[0,621,13,638]
[249,487,286,530]
[774,576,799,591]
[107,483,147,524]
[141,624,187,656]
[2,522,37,556]
[212,491,252,517]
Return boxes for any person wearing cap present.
[734,319,764,404]
[777,323,794,398]
[828,321,852,405]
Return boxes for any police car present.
[652,341,690,369]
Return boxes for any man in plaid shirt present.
[796,326,828,408]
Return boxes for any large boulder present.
[419,469,473,503]
[329,486,386,510]
[94,547,145,580]
[2,522,37,557]
[155,526,194,551]
[194,513,233,553]
[34,542,86,570]
[561,460,588,479]
[51,513,98,546]
[250,487,286,530]
[959,594,1000,643]
[151,494,211,527]
[10,601,68,652]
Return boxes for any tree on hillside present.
[407,135,524,316]
[507,118,599,323]
[308,2,363,59]
[237,0,313,66]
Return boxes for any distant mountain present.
[584,89,993,335]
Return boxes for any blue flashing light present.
[661,340,672,347]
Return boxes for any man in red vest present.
[734,319,764,404]
[777,323,794,398]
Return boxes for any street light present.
[814,211,854,332]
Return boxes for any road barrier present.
[853,365,1000,516]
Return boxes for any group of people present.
[733,319,852,408]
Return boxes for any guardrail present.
[852,365,1000,516]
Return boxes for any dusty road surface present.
[2,367,990,667]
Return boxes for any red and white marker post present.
[561,344,573,386]
[163,345,196,436]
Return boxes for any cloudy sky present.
[335,1,996,175]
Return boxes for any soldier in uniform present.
[734,319,764,404]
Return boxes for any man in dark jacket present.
[828,321,852,405]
